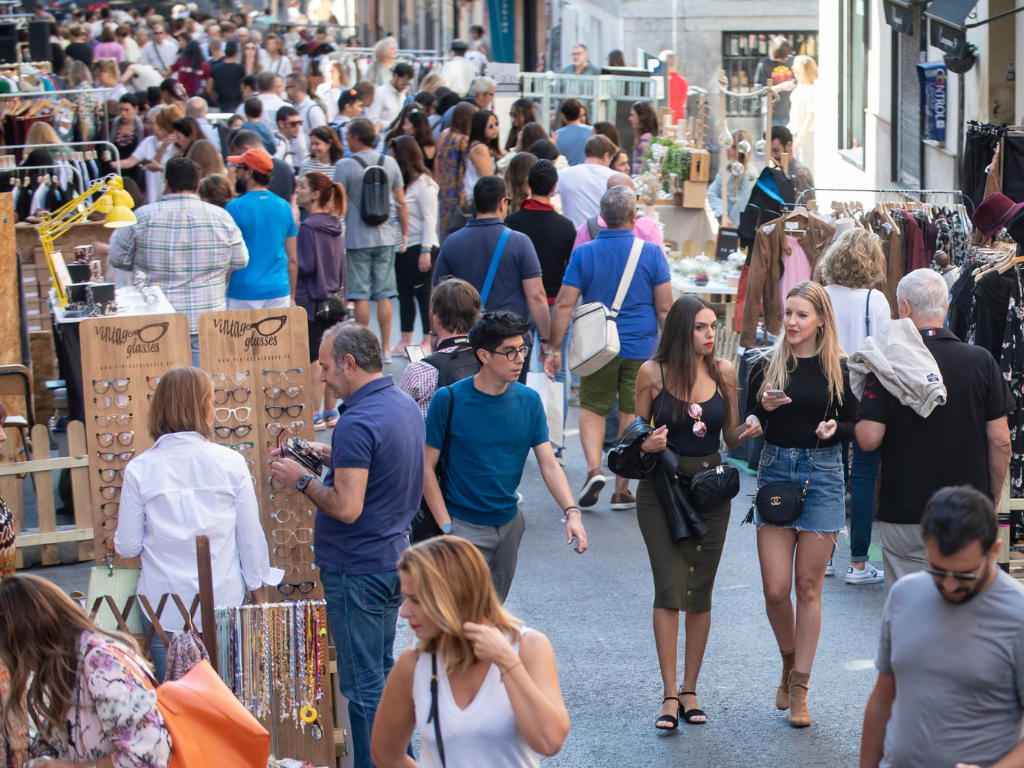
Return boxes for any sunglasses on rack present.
[283,562,316,578]
[100,502,119,518]
[146,376,161,390]
[266,421,305,435]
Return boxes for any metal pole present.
[671,0,678,60]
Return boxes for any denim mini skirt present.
[754,443,847,533]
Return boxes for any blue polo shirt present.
[433,218,543,319]
[225,190,297,301]
[314,375,425,575]
[562,229,671,359]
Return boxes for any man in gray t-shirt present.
[861,486,1024,768]
[332,118,409,359]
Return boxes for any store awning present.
[883,0,915,37]
[926,0,977,57]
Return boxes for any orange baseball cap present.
[226,147,274,174]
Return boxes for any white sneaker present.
[517,492,524,505]
[381,352,392,365]
[825,558,835,576]
[845,564,884,585]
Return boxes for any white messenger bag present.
[568,237,644,376]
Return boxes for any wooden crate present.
[689,149,711,182]
[682,181,708,209]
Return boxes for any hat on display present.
[226,148,274,174]
[19,64,39,76]
[972,192,1024,243]
[1005,206,1024,245]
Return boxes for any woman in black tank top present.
[633,296,762,731]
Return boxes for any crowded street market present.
[0,0,1023,766]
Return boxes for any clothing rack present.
[794,187,974,216]
[0,86,111,99]
[0,140,122,167]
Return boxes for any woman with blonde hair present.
[114,366,276,681]
[419,72,445,93]
[744,280,857,728]
[0,574,171,767]
[820,229,891,585]
[316,60,350,121]
[788,55,818,168]
[117,103,180,204]
[263,32,292,78]
[707,128,755,226]
[186,138,228,178]
[371,536,570,767]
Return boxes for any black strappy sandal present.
[679,692,707,724]
[655,697,680,730]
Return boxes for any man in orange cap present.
[224,147,298,311]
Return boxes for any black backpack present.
[738,166,797,249]
[423,339,481,388]
[352,154,391,226]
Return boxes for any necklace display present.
[216,600,327,734]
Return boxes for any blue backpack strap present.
[479,228,512,307]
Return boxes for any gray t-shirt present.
[332,149,403,250]
[876,570,1024,768]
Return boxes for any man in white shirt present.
[285,72,327,147]
[122,61,164,93]
[439,41,477,96]
[365,62,412,130]
[140,24,178,76]
[186,97,222,152]
[276,105,305,172]
[556,135,619,228]
[255,71,288,130]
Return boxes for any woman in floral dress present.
[0,404,14,579]
[0,574,171,768]
[436,102,479,243]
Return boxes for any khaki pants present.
[877,522,927,593]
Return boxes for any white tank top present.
[463,146,495,204]
[413,627,540,768]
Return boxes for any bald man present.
[185,96,222,151]
[570,175,666,253]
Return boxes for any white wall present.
[559,0,623,70]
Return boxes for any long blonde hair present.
[757,281,846,406]
[398,537,521,675]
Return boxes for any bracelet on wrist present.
[544,350,561,357]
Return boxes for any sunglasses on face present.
[926,559,989,582]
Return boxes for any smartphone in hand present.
[766,389,786,397]
[406,345,425,362]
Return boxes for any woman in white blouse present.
[264,32,293,78]
[114,366,279,681]
[389,135,440,355]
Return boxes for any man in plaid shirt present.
[398,278,481,417]
[109,157,248,365]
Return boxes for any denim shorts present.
[754,443,847,533]
[346,245,398,301]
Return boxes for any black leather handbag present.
[686,463,741,510]
[314,288,347,323]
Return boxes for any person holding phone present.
[744,281,857,728]
[633,296,762,730]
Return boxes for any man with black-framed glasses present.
[860,486,1024,768]
[423,310,587,603]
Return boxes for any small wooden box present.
[682,181,708,209]
[689,150,711,182]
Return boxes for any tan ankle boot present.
[776,650,796,710]
[788,670,811,727]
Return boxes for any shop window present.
[839,0,869,168]
[720,31,818,119]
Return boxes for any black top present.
[653,374,726,457]
[66,41,93,66]
[269,157,296,202]
[504,206,578,300]
[210,61,245,111]
[754,55,795,121]
[857,328,1016,525]
[746,353,857,449]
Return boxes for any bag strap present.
[610,238,645,318]
[441,385,454,465]
[352,154,369,169]
[429,653,446,767]
[864,289,872,337]
[479,228,512,307]
[586,215,602,240]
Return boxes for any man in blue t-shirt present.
[553,97,593,166]
[423,310,588,601]
[224,147,297,309]
[545,185,673,511]
[270,322,424,768]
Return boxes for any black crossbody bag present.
[410,386,455,543]
[429,654,446,766]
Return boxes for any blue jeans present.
[140,613,169,683]
[322,568,402,768]
[850,442,881,562]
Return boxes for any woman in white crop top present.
[371,537,570,768]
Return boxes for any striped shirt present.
[108,193,248,333]
[299,157,338,180]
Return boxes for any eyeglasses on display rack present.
[269,489,297,503]
[214,407,252,422]
[226,442,254,456]
[210,371,250,388]
[265,421,306,435]
[278,581,317,595]
[272,528,313,545]
[263,367,303,384]
[283,562,316,578]
[263,385,304,400]
[265,403,304,418]
[274,542,314,559]
[146,376,161,390]
[98,467,125,483]
[215,387,251,404]
[271,508,313,524]
[214,424,253,438]
[92,378,130,394]
[100,502,119,518]
[100,485,121,500]
[97,431,134,447]
[101,516,119,531]
[94,395,131,410]
[97,449,135,463]
[95,413,132,427]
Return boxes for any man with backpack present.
[399,277,483,417]
[333,118,409,360]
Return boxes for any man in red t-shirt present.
[662,52,688,123]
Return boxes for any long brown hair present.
[398,537,520,675]
[650,296,734,423]
[147,365,214,441]
[303,171,346,217]
[390,135,430,186]
[309,125,344,164]
[631,101,660,137]
[756,281,847,404]
[0,574,142,739]
[504,152,536,213]
[450,102,478,137]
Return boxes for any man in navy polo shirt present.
[433,175,553,380]
[270,321,423,768]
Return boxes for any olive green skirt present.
[636,452,731,612]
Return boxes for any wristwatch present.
[442,523,452,534]
[296,473,315,493]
